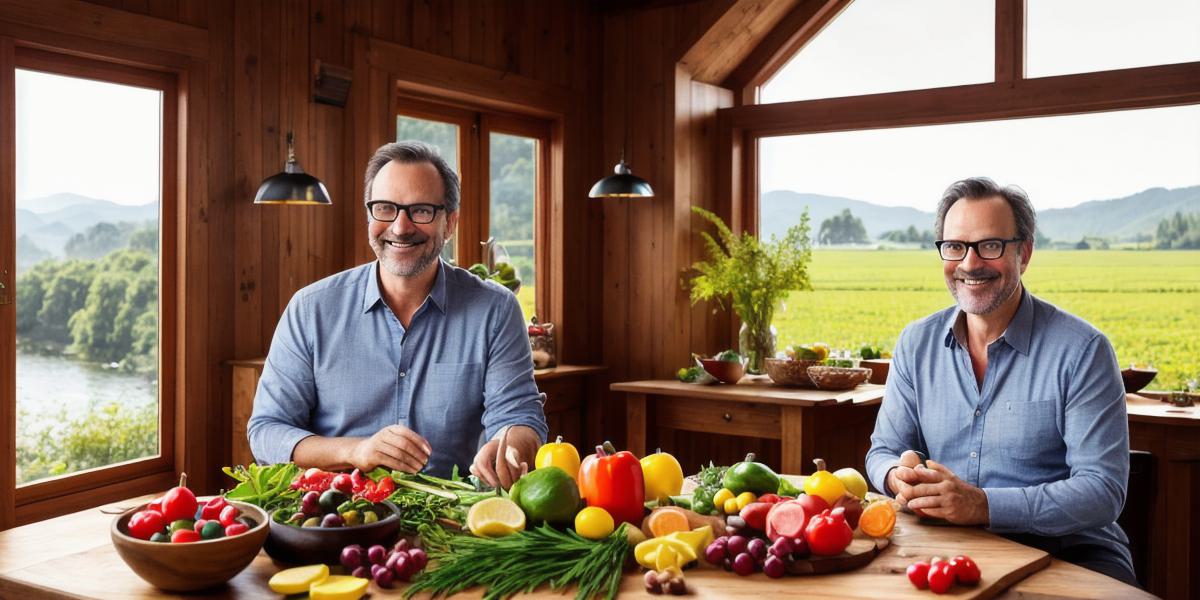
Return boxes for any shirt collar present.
[361,259,449,315]
[943,288,1033,356]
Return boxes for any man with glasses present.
[865,177,1136,586]
[248,141,547,490]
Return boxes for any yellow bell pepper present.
[640,449,684,503]
[534,435,581,478]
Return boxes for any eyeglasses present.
[366,201,445,224]
[935,237,1024,261]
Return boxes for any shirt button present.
[970,451,978,458]
[399,371,407,378]
[975,409,982,417]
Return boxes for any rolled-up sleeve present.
[246,293,319,465]
[480,292,548,444]
[985,334,1127,535]
[866,325,924,496]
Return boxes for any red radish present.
[765,501,813,542]
[739,502,772,531]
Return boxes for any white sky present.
[16,69,161,206]
[759,0,1200,210]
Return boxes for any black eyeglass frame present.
[365,201,446,224]
[935,237,1025,261]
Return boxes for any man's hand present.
[903,460,990,525]
[471,426,540,490]
[347,425,432,473]
[886,450,926,505]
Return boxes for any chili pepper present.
[576,441,645,526]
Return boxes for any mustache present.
[953,268,999,279]
[378,233,429,244]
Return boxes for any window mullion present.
[996,0,1026,84]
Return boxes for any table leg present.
[627,393,646,457]
[780,406,813,474]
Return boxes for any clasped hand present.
[888,450,990,526]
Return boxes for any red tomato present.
[127,509,166,540]
[147,497,164,514]
[161,475,198,522]
[906,561,930,589]
[927,561,957,594]
[224,522,249,537]
[803,507,854,556]
[218,504,241,527]
[950,555,981,585]
[200,496,228,520]
[331,473,354,495]
[170,529,201,543]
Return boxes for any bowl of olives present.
[264,488,401,565]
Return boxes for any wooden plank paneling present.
[0,0,207,58]
[0,36,16,531]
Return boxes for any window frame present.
[1,44,179,525]
[394,95,553,320]
[721,0,1200,235]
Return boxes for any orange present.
[859,500,896,538]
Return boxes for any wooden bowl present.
[807,366,872,391]
[1121,368,1157,393]
[699,358,746,384]
[111,499,269,592]
[764,358,820,387]
[859,359,891,385]
[264,501,402,565]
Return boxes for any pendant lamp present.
[588,150,655,198]
[254,131,332,205]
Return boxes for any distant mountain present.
[18,192,110,213]
[760,186,1200,244]
[14,193,158,257]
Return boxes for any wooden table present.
[611,379,884,475]
[0,493,1151,599]
[1124,393,1199,600]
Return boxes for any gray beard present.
[371,236,443,278]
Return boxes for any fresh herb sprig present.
[221,463,301,511]
[404,524,630,600]
[689,462,729,515]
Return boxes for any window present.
[395,98,549,320]
[3,47,178,519]
[725,1,1200,391]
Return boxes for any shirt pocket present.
[997,400,1062,460]
[425,362,485,424]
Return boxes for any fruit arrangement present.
[466,261,520,292]
[339,538,429,589]
[125,475,254,542]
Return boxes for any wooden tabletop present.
[611,378,886,407]
[0,492,1151,599]
[1126,393,1200,426]
[225,357,606,383]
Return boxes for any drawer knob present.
[723,413,732,422]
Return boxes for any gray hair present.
[362,141,460,212]
[935,177,1036,244]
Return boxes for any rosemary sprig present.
[404,524,630,600]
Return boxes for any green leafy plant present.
[688,206,814,368]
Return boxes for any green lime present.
[510,466,582,526]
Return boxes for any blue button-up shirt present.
[247,259,548,476]
[867,290,1131,569]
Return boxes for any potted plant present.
[687,206,813,374]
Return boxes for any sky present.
[758,0,1200,211]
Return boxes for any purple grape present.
[763,555,786,578]
[351,565,370,579]
[374,568,395,588]
[769,537,794,559]
[393,538,412,553]
[726,535,749,557]
[392,553,413,579]
[370,564,388,580]
[722,557,733,572]
[704,541,726,564]
[792,536,811,558]
[301,491,321,516]
[340,545,364,569]
[320,513,344,527]
[732,552,756,576]
[407,548,428,571]
[367,544,387,565]
[747,538,767,560]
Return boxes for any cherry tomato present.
[127,509,166,540]
[927,561,957,594]
[906,561,930,589]
[224,522,249,537]
[331,473,354,495]
[200,496,228,520]
[950,555,981,585]
[161,475,198,522]
[218,504,241,527]
[170,529,201,543]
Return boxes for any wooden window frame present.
[1,44,180,526]
[393,95,554,320]
[720,0,1200,235]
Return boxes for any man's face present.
[367,160,458,279]
[941,195,1032,315]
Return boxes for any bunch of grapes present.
[339,538,428,588]
[706,517,810,579]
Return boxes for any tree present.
[64,221,136,260]
[818,209,868,245]
[1155,211,1200,249]
[36,260,95,345]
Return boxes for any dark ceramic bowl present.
[699,358,746,384]
[264,501,402,565]
[111,499,268,592]
[1121,368,1157,393]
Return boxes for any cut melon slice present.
[309,575,369,600]
[267,564,329,595]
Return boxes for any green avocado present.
[722,453,780,495]
[510,466,581,526]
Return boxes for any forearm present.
[291,435,361,471]
[985,471,1124,536]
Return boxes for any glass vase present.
[739,321,777,375]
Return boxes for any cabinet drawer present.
[654,397,781,439]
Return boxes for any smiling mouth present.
[383,239,424,249]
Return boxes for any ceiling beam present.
[676,0,804,86]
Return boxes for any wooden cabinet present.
[226,359,605,468]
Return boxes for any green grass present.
[774,250,1200,390]
[516,286,536,322]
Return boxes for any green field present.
[774,250,1200,391]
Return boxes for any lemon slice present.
[467,497,526,537]
[268,564,329,595]
[309,575,369,600]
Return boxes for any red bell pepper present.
[359,475,395,503]
[291,467,337,492]
[576,441,645,526]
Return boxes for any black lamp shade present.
[254,132,332,205]
[589,158,654,198]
